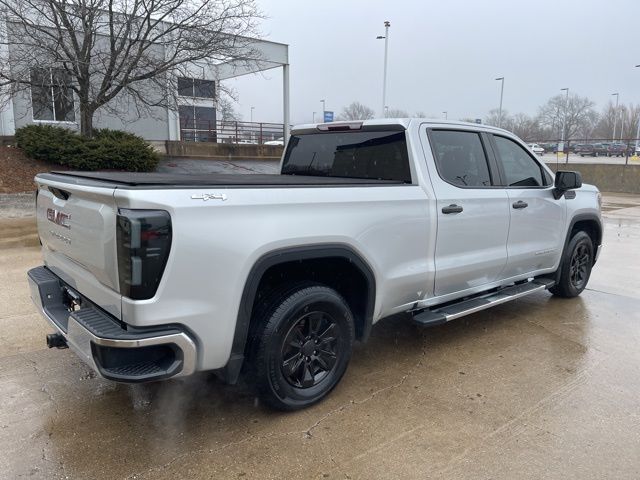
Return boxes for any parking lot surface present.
[0,193,639,479]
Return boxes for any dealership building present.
[0,31,289,143]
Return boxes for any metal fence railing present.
[180,120,285,145]
[529,138,640,164]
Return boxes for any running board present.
[412,278,555,327]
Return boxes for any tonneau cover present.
[42,171,403,187]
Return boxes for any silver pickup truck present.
[28,119,602,410]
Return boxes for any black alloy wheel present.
[550,231,594,298]
[569,243,590,290]
[280,311,340,388]
[248,284,355,410]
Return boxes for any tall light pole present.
[560,87,569,144]
[495,77,504,127]
[442,111,448,120]
[635,66,640,153]
[320,99,326,118]
[377,21,391,117]
[611,93,619,141]
[312,111,316,123]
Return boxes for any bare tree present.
[484,108,511,128]
[338,101,375,121]
[217,95,241,122]
[0,0,261,136]
[385,107,409,118]
[592,102,640,141]
[538,94,598,140]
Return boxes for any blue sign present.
[323,111,334,122]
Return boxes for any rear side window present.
[281,131,411,182]
[493,136,546,187]
[429,130,492,187]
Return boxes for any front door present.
[490,134,566,278]
[426,129,510,297]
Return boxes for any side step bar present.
[412,278,555,327]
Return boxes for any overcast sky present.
[226,0,640,124]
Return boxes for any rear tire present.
[248,284,355,411]
[550,231,594,298]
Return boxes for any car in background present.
[574,144,592,156]
[553,143,569,154]
[608,143,627,157]
[527,143,545,156]
[264,137,284,146]
[578,143,609,157]
[540,143,556,153]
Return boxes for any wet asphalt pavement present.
[0,189,639,479]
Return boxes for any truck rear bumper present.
[27,266,197,383]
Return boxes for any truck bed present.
[39,171,404,188]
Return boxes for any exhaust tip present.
[46,333,68,349]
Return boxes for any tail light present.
[116,209,172,300]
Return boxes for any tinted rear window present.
[281,131,411,182]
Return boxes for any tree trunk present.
[79,103,94,138]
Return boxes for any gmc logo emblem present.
[46,208,71,229]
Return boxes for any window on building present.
[30,68,75,122]
[177,77,215,99]
[429,130,492,187]
[179,105,217,142]
[493,135,547,187]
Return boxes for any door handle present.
[442,204,463,214]
[512,200,528,209]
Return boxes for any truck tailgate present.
[35,176,122,319]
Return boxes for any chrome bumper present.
[28,266,197,383]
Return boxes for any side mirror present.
[553,171,582,199]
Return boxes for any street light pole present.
[250,106,255,123]
[495,77,504,127]
[312,111,316,123]
[320,99,326,120]
[635,66,640,156]
[560,88,569,163]
[611,93,619,141]
[377,21,391,117]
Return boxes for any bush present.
[15,125,159,172]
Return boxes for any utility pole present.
[495,77,504,127]
[611,93,619,141]
[377,21,391,117]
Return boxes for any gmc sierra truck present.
[28,119,602,410]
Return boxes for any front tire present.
[550,231,594,298]
[248,284,355,410]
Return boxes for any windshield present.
[281,131,411,182]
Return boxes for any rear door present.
[489,134,565,278]
[426,128,510,297]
